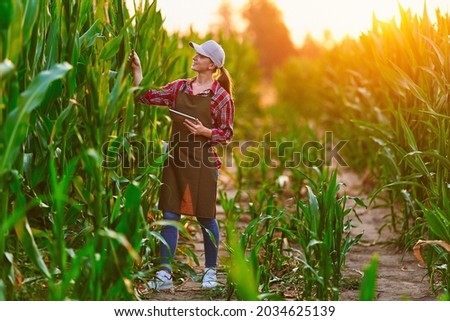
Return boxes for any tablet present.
[169,109,197,121]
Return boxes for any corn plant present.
[289,168,363,300]
[1,0,267,299]
[224,219,261,301]
[350,8,450,295]
[416,185,450,298]
[220,162,363,300]
[0,0,194,300]
[274,5,450,296]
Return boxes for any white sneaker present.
[201,268,218,289]
[147,270,173,290]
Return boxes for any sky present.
[152,0,450,45]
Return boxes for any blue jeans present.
[160,211,220,270]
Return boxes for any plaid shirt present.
[140,78,234,168]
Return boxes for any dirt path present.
[137,169,435,301]
[338,170,434,300]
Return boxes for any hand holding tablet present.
[169,109,197,121]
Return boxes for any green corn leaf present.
[421,204,450,242]
[14,216,51,278]
[146,230,171,255]
[77,0,92,30]
[0,0,14,29]
[369,181,425,204]
[402,150,450,169]
[421,35,445,67]
[359,254,378,301]
[349,196,368,209]
[178,246,200,267]
[307,239,323,250]
[397,110,418,151]
[99,16,134,61]
[99,34,123,60]
[153,220,190,239]
[228,229,260,300]
[22,0,40,45]
[100,228,141,263]
[79,20,103,48]
[391,63,430,106]
[1,252,15,294]
[306,185,319,234]
[421,110,450,121]
[0,62,72,175]
[112,182,143,249]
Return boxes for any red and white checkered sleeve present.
[139,80,184,108]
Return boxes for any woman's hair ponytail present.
[216,67,233,98]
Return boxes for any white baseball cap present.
[189,40,225,68]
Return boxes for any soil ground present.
[136,169,435,301]
[337,170,434,300]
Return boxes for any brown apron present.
[159,91,217,218]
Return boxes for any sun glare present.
[273,0,450,44]
[152,0,450,45]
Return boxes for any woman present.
[128,40,234,291]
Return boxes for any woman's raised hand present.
[128,50,143,86]
[128,49,141,70]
